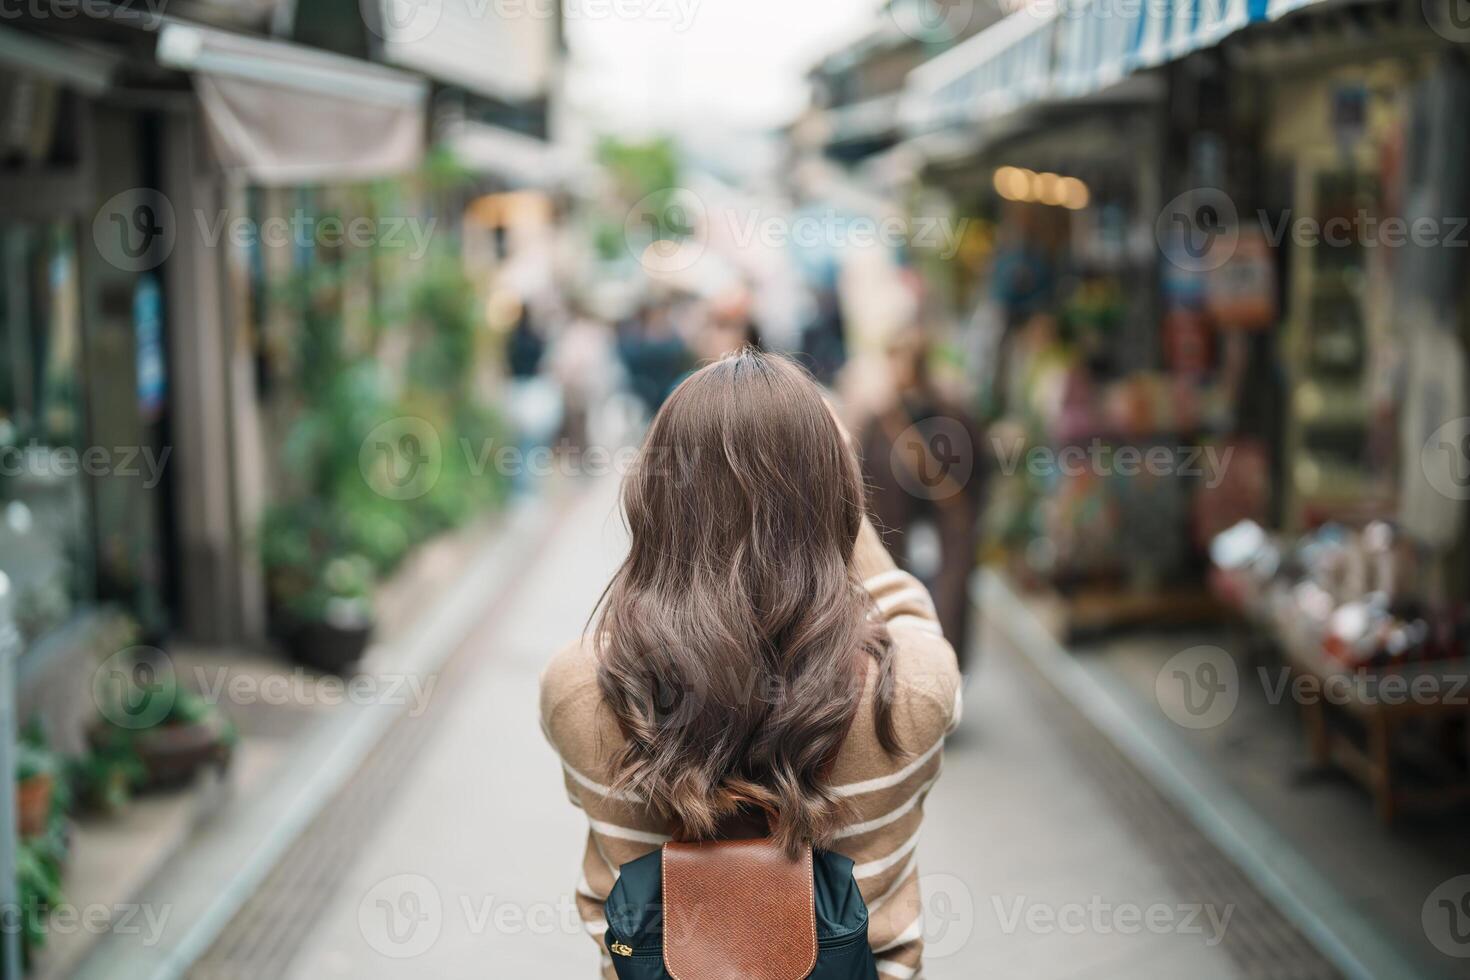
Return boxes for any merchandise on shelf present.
[1210,518,1466,670]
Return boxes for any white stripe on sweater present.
[588,818,672,845]
[561,722,947,804]
[877,960,918,978]
[853,829,921,879]
[888,613,945,636]
[867,855,919,914]
[833,775,938,840]
[590,834,619,879]
[833,736,944,797]
[875,587,938,617]
[874,915,924,953]
[564,762,644,803]
[862,569,917,595]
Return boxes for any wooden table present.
[1270,608,1470,825]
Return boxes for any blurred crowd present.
[499,275,986,667]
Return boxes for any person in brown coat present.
[857,328,985,665]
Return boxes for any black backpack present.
[604,836,877,979]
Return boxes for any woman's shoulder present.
[539,636,621,766]
[541,632,599,687]
[539,636,603,719]
[886,621,963,723]
[827,636,963,795]
[845,624,962,752]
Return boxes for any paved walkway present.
[276,478,1246,979]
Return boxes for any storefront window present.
[0,221,93,649]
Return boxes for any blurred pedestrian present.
[503,304,562,496]
[857,326,984,663]
[617,300,692,414]
[798,285,846,385]
[506,304,545,380]
[546,304,617,455]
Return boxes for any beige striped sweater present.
[539,519,963,979]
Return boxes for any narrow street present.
[184,477,1310,979]
[10,4,1470,980]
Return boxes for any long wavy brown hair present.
[594,348,901,855]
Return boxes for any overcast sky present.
[563,0,886,133]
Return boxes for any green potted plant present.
[15,724,59,838]
[89,652,237,791]
[282,552,377,674]
[14,757,71,966]
[68,613,145,813]
[261,502,377,673]
[131,689,237,788]
[68,739,144,816]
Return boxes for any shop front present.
[0,14,431,974]
[1190,16,1470,971]
[899,0,1470,974]
[0,31,177,743]
[901,0,1258,637]
[962,110,1237,638]
[0,8,430,717]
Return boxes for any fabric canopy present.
[0,25,118,95]
[905,0,1331,133]
[905,7,1058,132]
[156,21,428,186]
[367,0,553,103]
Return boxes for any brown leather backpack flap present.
[662,838,817,980]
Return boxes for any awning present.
[366,0,552,103]
[441,119,560,187]
[0,26,119,95]
[1265,0,1333,17]
[155,21,428,185]
[1052,0,1258,96]
[905,0,1332,135]
[1053,0,1138,97]
[1134,0,1259,70]
[904,6,1059,132]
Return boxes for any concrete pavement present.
[271,477,1248,979]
